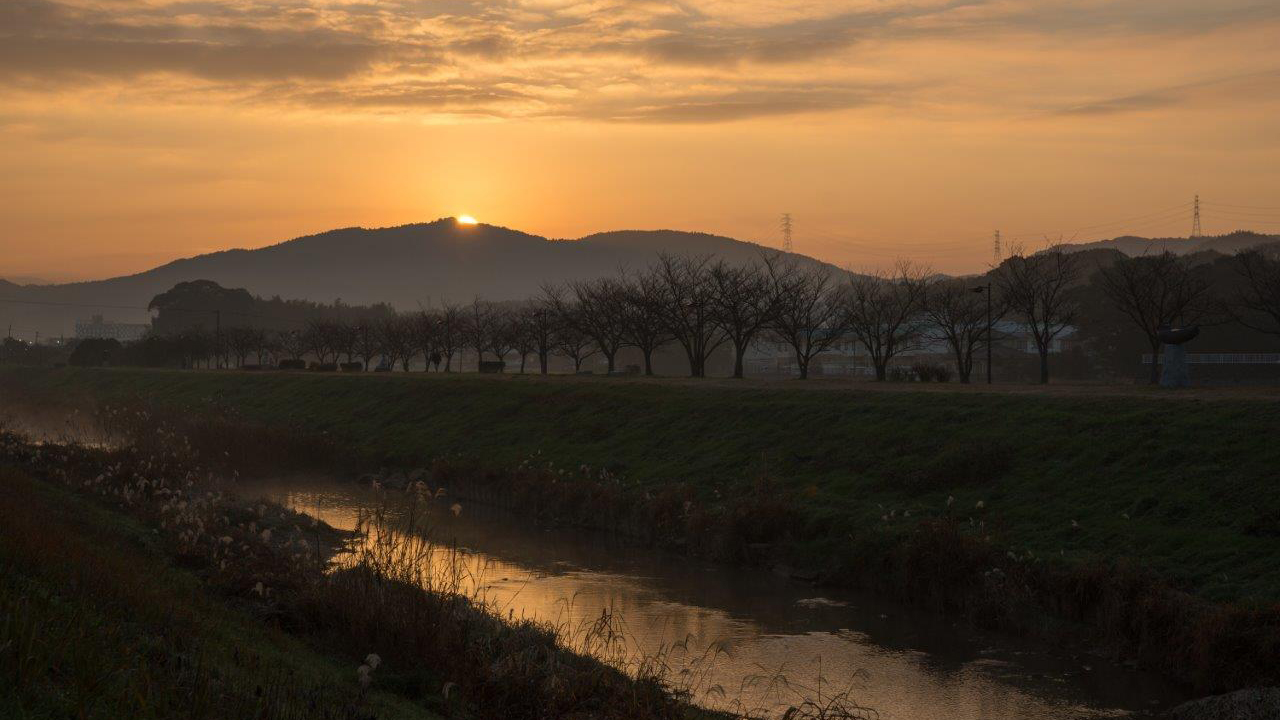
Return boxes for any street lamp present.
[970,283,992,384]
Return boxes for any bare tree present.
[925,277,1006,383]
[619,269,670,376]
[710,257,775,378]
[843,261,931,381]
[1096,252,1215,384]
[766,258,847,380]
[351,323,381,371]
[654,254,727,377]
[379,316,415,371]
[464,298,496,370]
[522,299,560,375]
[547,279,629,373]
[553,309,599,372]
[412,311,440,372]
[256,327,277,366]
[303,319,339,364]
[1230,247,1280,336]
[331,322,357,364]
[996,250,1081,384]
[487,306,519,371]
[277,329,308,363]
[223,326,258,367]
[435,302,465,372]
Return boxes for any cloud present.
[0,0,1278,122]
[1053,70,1280,117]
[0,36,386,82]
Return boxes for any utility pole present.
[984,283,992,384]
[971,283,993,384]
[1191,195,1202,238]
[780,213,793,253]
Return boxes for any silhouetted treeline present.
[12,244,1280,384]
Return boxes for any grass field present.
[0,465,441,720]
[0,427,742,720]
[3,366,1279,605]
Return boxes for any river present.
[250,478,1185,720]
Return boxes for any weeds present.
[0,418,879,719]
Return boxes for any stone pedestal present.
[1161,343,1191,388]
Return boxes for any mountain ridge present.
[0,219,835,337]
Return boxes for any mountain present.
[0,219,836,338]
[1050,230,1279,257]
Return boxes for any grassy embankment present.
[0,427,740,720]
[0,465,439,719]
[3,367,1280,693]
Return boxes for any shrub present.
[340,361,364,372]
[908,363,953,383]
[887,366,913,382]
[910,438,1014,491]
[278,358,306,370]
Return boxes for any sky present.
[2,0,1279,281]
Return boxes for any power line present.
[0,296,307,327]
[1005,200,1194,240]
[1201,200,1280,211]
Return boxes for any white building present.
[75,315,150,342]
[743,321,1079,377]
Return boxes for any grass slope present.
[4,367,1280,603]
[0,465,438,720]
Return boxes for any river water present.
[252,479,1185,720]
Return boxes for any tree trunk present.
[875,362,887,381]
[606,350,616,373]
[955,347,970,383]
[798,357,809,380]
[1039,350,1050,384]
[1149,338,1161,385]
[733,346,745,379]
[539,351,548,375]
[642,348,654,376]
[520,354,527,374]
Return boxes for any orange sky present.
[2,0,1279,281]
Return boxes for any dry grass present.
[0,417,877,720]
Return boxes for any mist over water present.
[255,479,1185,720]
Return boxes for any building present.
[75,315,150,342]
[743,321,1079,377]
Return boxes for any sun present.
[456,215,478,225]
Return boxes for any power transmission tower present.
[1191,195,1202,238]
[780,213,793,253]
[992,230,1002,264]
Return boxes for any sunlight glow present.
[457,215,478,225]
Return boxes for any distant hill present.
[1050,230,1279,257]
[0,219,837,338]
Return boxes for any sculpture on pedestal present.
[1158,324,1199,388]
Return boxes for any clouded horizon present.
[3,0,1279,281]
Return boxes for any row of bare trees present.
[183,244,1280,384]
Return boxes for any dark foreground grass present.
[4,367,1278,604]
[0,431,747,720]
[0,467,435,720]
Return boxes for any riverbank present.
[3,367,1279,695]
[0,431,735,720]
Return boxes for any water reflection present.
[254,480,1182,720]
